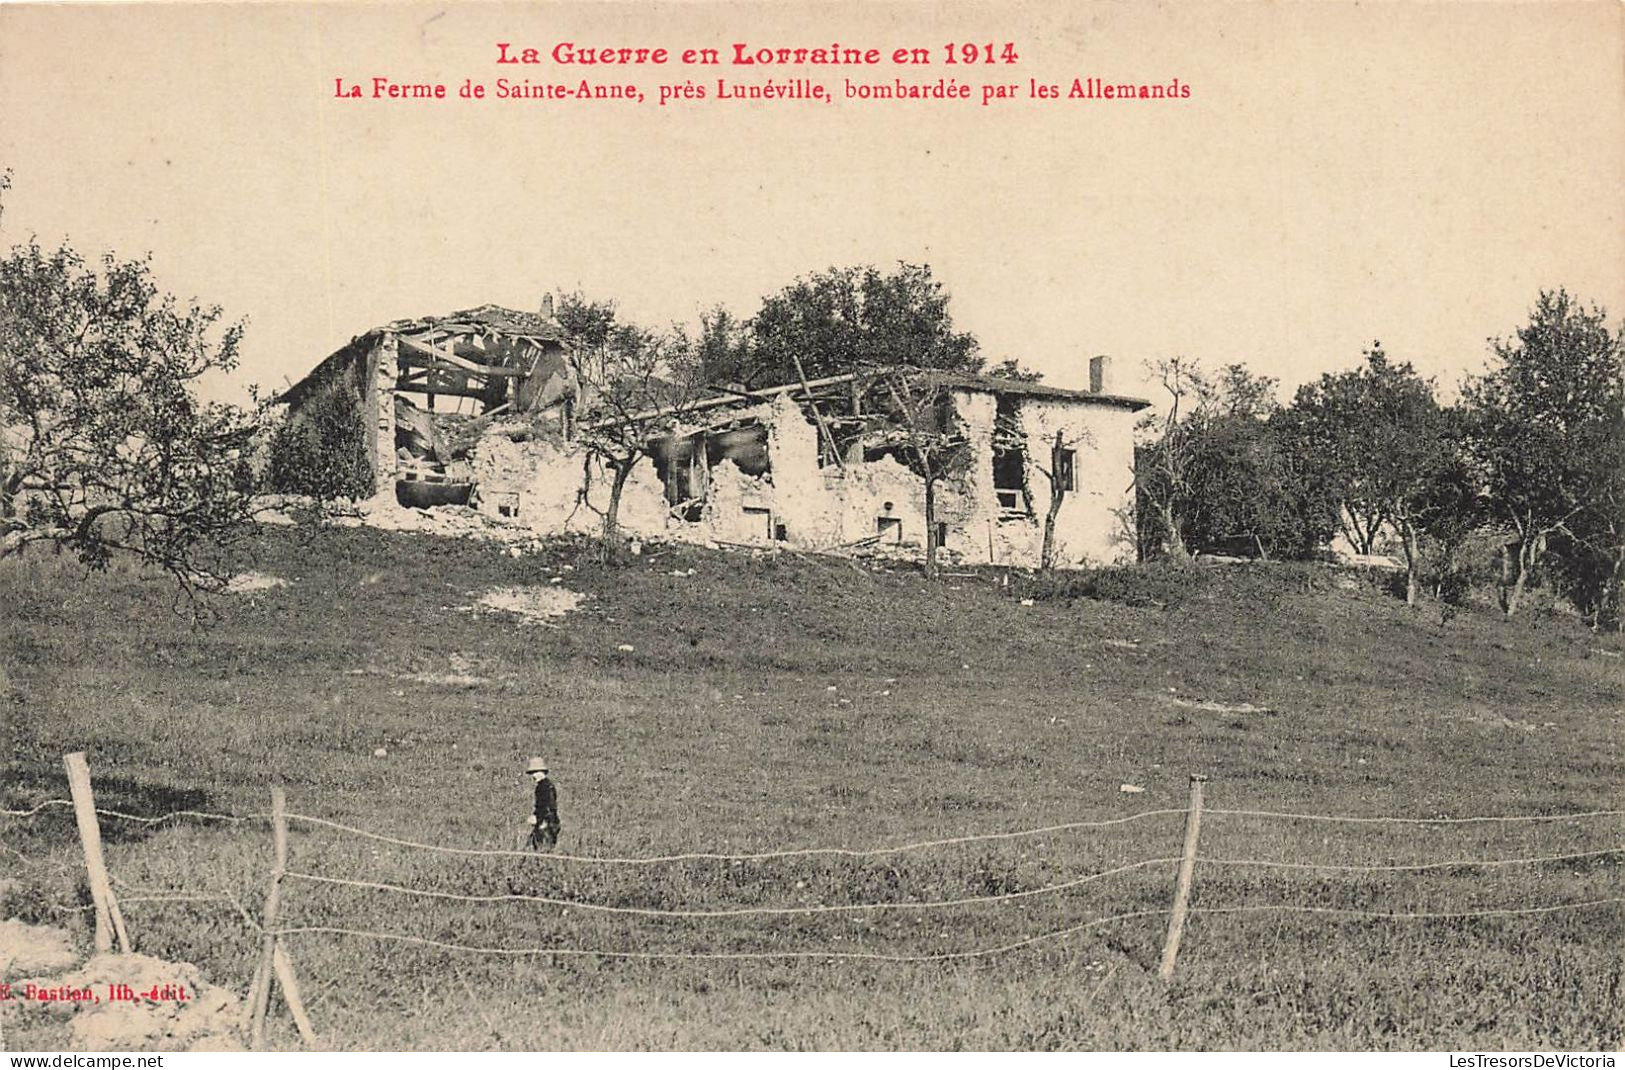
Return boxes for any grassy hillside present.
[2,526,1621,1050]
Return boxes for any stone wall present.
[954,390,1138,567]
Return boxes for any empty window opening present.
[1054,448,1077,493]
[993,450,1030,514]
[992,395,1032,516]
[650,432,707,523]
[494,492,522,519]
[863,442,904,464]
[877,516,903,543]
[706,422,770,477]
[743,505,773,540]
[934,522,949,548]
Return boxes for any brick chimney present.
[540,293,555,319]
[1089,355,1111,394]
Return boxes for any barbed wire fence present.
[4,757,1623,1050]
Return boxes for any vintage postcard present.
[1,0,1621,1056]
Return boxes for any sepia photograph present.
[1,0,1622,1055]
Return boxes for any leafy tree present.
[554,291,619,385]
[1464,291,1623,618]
[1213,363,1280,420]
[558,293,706,559]
[1,180,257,597]
[741,263,980,387]
[986,358,1044,383]
[1189,414,1327,559]
[691,303,753,387]
[1135,356,1212,560]
[1542,345,1624,631]
[1281,345,1458,602]
[1409,428,1487,607]
[1137,360,1328,561]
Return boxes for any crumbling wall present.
[469,428,585,530]
[454,381,1137,568]
[765,392,970,552]
[949,391,1008,562]
[469,426,668,537]
[370,332,397,478]
[599,455,670,533]
[271,334,382,501]
[757,395,826,545]
[953,392,1137,566]
[706,458,775,542]
[1026,399,1138,565]
[822,455,932,548]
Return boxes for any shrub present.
[266,380,374,501]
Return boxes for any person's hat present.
[525,756,548,773]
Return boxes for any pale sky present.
[2,1,1621,406]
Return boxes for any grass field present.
[2,524,1622,1050]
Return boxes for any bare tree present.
[563,297,707,560]
[1036,428,1090,571]
[880,371,968,580]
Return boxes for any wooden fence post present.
[248,786,287,1049]
[1158,774,1207,982]
[63,752,130,954]
[273,942,319,1046]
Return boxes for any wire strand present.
[94,807,249,825]
[283,856,1182,918]
[51,894,221,913]
[1204,807,1625,826]
[270,908,1170,962]
[0,842,76,876]
[1196,845,1625,873]
[52,887,263,930]
[0,800,251,824]
[282,808,1189,863]
[1,800,72,817]
[1192,897,1625,921]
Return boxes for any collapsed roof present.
[279,305,1151,432]
[279,305,574,416]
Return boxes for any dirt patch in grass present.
[223,572,289,594]
[1171,697,1276,715]
[397,670,488,687]
[471,585,586,626]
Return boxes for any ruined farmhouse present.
[276,303,1150,568]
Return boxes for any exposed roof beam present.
[398,334,527,378]
[578,370,877,431]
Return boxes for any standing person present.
[525,757,560,850]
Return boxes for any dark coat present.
[533,777,560,829]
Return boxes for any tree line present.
[1135,292,1623,629]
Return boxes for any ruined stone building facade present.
[277,305,1150,568]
